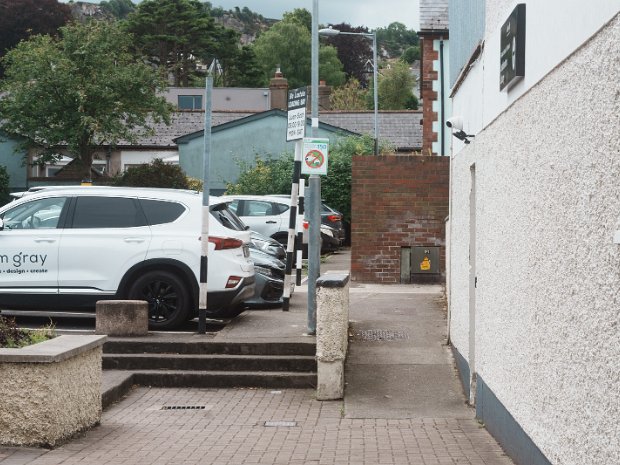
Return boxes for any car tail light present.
[303,220,309,230]
[226,276,242,288]
[326,214,341,222]
[209,236,243,250]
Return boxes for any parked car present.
[0,186,255,329]
[250,231,286,260]
[245,246,285,307]
[272,194,346,244]
[222,194,345,251]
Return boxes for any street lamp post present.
[319,27,379,155]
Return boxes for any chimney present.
[269,66,288,110]
[318,80,332,111]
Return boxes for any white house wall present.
[452,0,620,133]
[449,11,619,465]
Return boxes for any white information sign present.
[301,138,329,176]
[286,87,307,142]
[287,107,306,141]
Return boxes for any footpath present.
[0,250,513,465]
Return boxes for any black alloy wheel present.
[128,271,190,330]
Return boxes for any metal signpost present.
[307,0,320,335]
[282,87,307,311]
[198,76,213,335]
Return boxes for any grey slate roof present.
[130,109,423,151]
[320,111,423,150]
[127,111,253,147]
[420,0,449,31]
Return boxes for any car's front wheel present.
[128,271,190,330]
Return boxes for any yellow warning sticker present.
[420,257,431,271]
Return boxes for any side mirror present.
[0,218,4,231]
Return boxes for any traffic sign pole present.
[282,87,307,311]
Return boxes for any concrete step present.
[131,370,316,389]
[103,353,317,372]
[103,339,316,356]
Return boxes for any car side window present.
[0,197,67,230]
[246,200,273,216]
[227,200,240,214]
[273,202,290,215]
[71,196,147,229]
[139,199,186,226]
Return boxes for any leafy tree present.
[321,23,373,86]
[282,8,312,31]
[319,45,346,87]
[330,78,369,111]
[252,20,310,88]
[0,0,71,76]
[376,22,418,58]
[372,61,418,110]
[100,0,136,19]
[0,166,10,206]
[252,14,345,88]
[401,45,420,64]
[227,45,264,87]
[113,158,189,188]
[124,0,219,86]
[209,26,243,87]
[0,21,171,180]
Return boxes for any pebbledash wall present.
[448,3,619,465]
[350,155,449,283]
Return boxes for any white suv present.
[0,187,255,329]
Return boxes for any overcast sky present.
[69,0,420,30]
[212,0,421,30]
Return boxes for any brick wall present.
[421,36,439,155]
[350,155,450,283]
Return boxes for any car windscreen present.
[210,203,247,231]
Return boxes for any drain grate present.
[264,421,297,427]
[354,329,410,341]
[161,405,206,410]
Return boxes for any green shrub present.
[113,158,189,188]
[225,154,294,196]
[0,316,56,348]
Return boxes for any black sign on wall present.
[500,3,526,91]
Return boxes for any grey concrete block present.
[96,300,148,337]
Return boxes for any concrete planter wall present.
[0,335,107,448]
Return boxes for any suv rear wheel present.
[128,271,190,329]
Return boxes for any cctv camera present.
[446,116,463,131]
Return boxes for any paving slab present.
[0,249,514,465]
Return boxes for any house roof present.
[319,111,422,151]
[174,109,358,144]
[419,0,449,31]
[127,109,423,151]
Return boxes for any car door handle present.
[124,238,146,243]
[266,221,277,224]
[34,238,56,243]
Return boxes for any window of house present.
[178,95,203,110]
